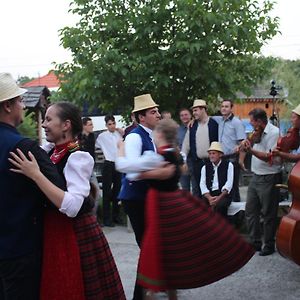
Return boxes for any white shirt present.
[115,151,164,180]
[181,120,210,158]
[41,143,94,217]
[200,160,234,195]
[116,125,156,175]
[95,130,123,162]
[251,122,282,175]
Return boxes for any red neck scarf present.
[157,145,173,155]
[50,140,80,164]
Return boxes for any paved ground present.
[103,225,300,300]
[102,186,300,299]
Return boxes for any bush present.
[17,111,38,140]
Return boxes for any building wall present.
[232,100,287,119]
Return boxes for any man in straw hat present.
[272,103,300,162]
[200,141,234,218]
[181,99,218,197]
[0,73,64,299]
[117,93,174,300]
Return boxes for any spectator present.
[181,99,218,197]
[95,115,123,226]
[124,112,138,138]
[177,108,193,191]
[213,99,246,202]
[200,142,234,218]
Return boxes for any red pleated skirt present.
[137,189,255,291]
[41,210,125,300]
[41,210,85,300]
[73,213,125,300]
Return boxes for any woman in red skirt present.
[10,102,125,300]
[117,118,254,300]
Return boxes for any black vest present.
[49,149,95,215]
[205,160,230,193]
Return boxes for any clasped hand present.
[8,148,40,180]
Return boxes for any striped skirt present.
[41,210,125,300]
[73,213,125,300]
[137,189,254,291]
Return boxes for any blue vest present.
[0,122,43,259]
[118,125,154,200]
[190,118,218,160]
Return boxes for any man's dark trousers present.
[0,251,41,300]
[102,160,122,225]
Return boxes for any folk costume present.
[0,122,64,300]
[41,141,125,300]
[137,146,254,291]
[200,159,234,218]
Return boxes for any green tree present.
[17,76,35,86]
[56,0,279,114]
[17,111,38,140]
[269,58,300,109]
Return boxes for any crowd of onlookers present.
[82,96,300,261]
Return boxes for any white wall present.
[90,115,126,132]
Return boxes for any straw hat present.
[0,73,27,102]
[292,104,300,116]
[191,99,207,109]
[207,142,224,153]
[132,94,159,113]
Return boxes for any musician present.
[242,108,282,256]
[272,104,300,162]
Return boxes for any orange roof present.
[22,71,60,88]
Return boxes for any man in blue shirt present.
[213,99,246,202]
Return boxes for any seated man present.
[200,142,234,218]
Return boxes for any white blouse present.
[41,143,94,217]
[115,151,164,180]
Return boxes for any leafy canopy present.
[56,0,279,114]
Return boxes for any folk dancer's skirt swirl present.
[137,188,255,291]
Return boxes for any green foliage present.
[17,76,35,86]
[17,111,38,140]
[55,0,279,115]
[268,58,300,109]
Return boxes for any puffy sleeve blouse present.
[59,151,94,217]
[41,143,94,217]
